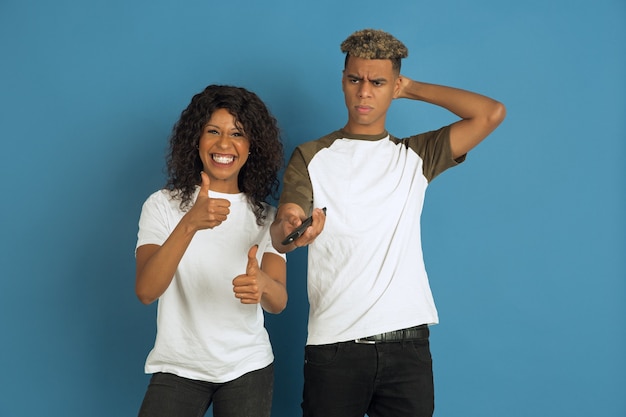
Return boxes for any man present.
[271,29,506,417]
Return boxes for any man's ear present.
[393,75,402,99]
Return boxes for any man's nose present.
[358,82,372,98]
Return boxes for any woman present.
[135,85,286,417]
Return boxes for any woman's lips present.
[212,154,235,164]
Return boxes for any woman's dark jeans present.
[138,363,273,417]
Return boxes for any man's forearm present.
[270,203,306,253]
[397,77,506,158]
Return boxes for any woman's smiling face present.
[198,108,250,193]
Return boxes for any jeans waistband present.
[354,324,429,344]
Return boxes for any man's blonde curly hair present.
[340,29,408,73]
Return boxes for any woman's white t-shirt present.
[136,188,284,383]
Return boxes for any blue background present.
[1,1,624,416]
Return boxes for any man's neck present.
[342,123,387,136]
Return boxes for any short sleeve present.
[136,191,171,251]
[403,125,465,182]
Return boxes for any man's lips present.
[356,105,372,114]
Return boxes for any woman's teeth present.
[212,154,234,164]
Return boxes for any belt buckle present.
[354,337,376,344]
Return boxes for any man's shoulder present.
[300,130,343,146]
[293,130,344,157]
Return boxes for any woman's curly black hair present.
[165,85,283,225]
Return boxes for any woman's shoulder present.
[142,188,185,211]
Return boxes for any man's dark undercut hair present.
[340,28,409,74]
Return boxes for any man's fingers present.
[293,207,327,246]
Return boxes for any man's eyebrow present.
[346,74,387,83]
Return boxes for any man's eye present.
[350,78,359,84]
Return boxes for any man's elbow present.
[488,101,507,128]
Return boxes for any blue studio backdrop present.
[0,1,624,416]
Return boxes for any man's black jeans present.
[302,334,434,417]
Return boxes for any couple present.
[135,28,506,417]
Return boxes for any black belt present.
[354,325,429,344]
